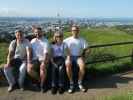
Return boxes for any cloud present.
[0,7,36,17]
[0,8,18,16]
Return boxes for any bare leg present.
[40,62,47,92]
[77,57,85,82]
[65,59,73,82]
[27,62,39,81]
[77,57,86,92]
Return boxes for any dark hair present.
[15,29,23,34]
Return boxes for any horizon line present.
[0,16,133,19]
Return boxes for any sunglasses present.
[55,35,62,38]
[72,29,79,31]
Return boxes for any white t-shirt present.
[31,37,49,61]
[51,43,68,57]
[9,39,31,60]
[64,36,88,56]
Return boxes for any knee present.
[4,66,12,73]
[79,65,85,72]
[27,64,33,74]
[40,66,46,76]
[40,64,46,72]
[52,64,57,71]
[65,59,72,70]
[78,62,85,70]
[78,63,85,73]
[77,57,85,66]
[59,65,64,71]
[19,63,26,73]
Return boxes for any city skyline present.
[0,0,133,18]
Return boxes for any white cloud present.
[0,7,62,17]
[0,7,35,17]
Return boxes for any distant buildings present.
[0,17,133,42]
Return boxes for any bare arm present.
[26,47,32,63]
[6,40,16,66]
[82,47,91,58]
[66,46,71,60]
[7,50,12,65]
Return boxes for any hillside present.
[1,27,133,75]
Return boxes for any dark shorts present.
[71,56,82,82]
[31,59,49,71]
[71,56,82,66]
[9,58,23,79]
[53,56,65,66]
[10,58,22,68]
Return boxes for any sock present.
[70,81,74,85]
[78,80,82,85]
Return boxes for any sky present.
[0,0,133,18]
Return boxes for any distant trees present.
[0,32,15,43]
[115,25,133,34]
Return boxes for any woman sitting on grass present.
[50,31,71,94]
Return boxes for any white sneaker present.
[8,85,14,92]
[68,85,74,93]
[20,87,24,91]
[78,84,86,92]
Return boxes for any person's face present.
[71,27,79,37]
[15,32,23,41]
[34,29,43,38]
[54,33,63,44]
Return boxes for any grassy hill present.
[64,27,133,76]
[0,42,8,64]
[1,26,133,75]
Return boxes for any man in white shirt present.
[64,25,90,93]
[27,27,50,92]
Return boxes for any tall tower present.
[56,13,62,32]
[57,13,61,26]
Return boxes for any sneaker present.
[51,87,57,95]
[40,82,47,93]
[40,86,47,93]
[19,84,24,91]
[40,87,44,93]
[78,84,86,92]
[20,87,24,91]
[31,83,40,90]
[68,85,74,93]
[58,87,64,94]
[8,85,14,92]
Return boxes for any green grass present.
[101,93,133,100]
[64,27,133,76]
[0,42,8,65]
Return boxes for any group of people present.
[4,25,90,94]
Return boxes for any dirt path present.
[1,71,133,100]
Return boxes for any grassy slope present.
[102,93,133,100]
[0,42,8,65]
[1,27,133,75]
[64,27,133,75]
